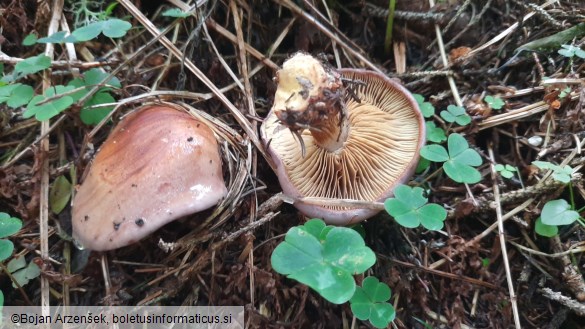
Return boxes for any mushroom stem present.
[305,97,350,153]
[271,52,350,154]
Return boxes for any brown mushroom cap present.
[72,105,227,251]
[261,68,425,225]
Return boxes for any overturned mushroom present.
[261,53,425,225]
[72,105,227,251]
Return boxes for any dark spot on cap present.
[84,215,89,221]
[187,137,193,142]
[109,238,113,242]
[131,183,137,188]
[209,160,212,163]
[135,218,145,227]
[196,123,200,127]
[113,222,121,230]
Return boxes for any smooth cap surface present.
[72,105,227,251]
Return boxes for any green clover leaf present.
[384,185,447,230]
[350,277,396,328]
[425,121,447,143]
[532,161,573,183]
[0,83,34,108]
[484,95,505,110]
[67,68,120,125]
[535,217,558,237]
[0,212,22,262]
[24,85,75,121]
[413,94,435,118]
[440,105,471,126]
[7,256,41,288]
[162,8,191,18]
[421,133,483,184]
[541,199,579,226]
[495,164,518,179]
[271,219,376,304]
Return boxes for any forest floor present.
[1,0,585,328]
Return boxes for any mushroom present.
[261,53,425,225]
[72,105,227,251]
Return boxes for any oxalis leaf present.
[0,212,22,238]
[440,105,471,126]
[541,199,579,226]
[535,217,558,237]
[271,219,376,304]
[384,185,447,230]
[350,277,396,329]
[420,133,483,184]
[24,85,75,121]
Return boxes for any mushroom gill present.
[261,59,425,225]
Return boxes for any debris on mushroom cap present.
[72,105,227,251]
[271,52,345,149]
[261,57,425,225]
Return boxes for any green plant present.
[440,105,471,126]
[484,95,505,110]
[384,184,447,230]
[271,219,395,328]
[69,0,119,27]
[0,212,23,306]
[558,44,585,58]
[413,93,435,118]
[50,175,73,214]
[425,121,447,143]
[420,133,483,184]
[495,164,518,179]
[532,161,574,183]
[534,217,558,237]
[6,256,41,288]
[350,277,396,328]
[271,219,375,304]
[1,20,126,124]
[535,197,585,237]
[162,8,191,18]
[559,86,571,99]
[541,199,581,226]
[39,18,131,43]
[0,213,21,263]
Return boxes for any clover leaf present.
[24,85,75,121]
[532,161,573,183]
[350,277,396,328]
[495,164,517,179]
[484,95,505,110]
[7,256,41,288]
[384,185,447,230]
[425,121,447,143]
[0,213,22,262]
[420,133,483,184]
[440,105,471,126]
[14,54,51,76]
[535,217,558,237]
[558,44,585,59]
[68,68,120,125]
[0,83,34,108]
[541,199,580,226]
[413,94,435,118]
[271,219,376,304]
[64,19,131,42]
[162,8,191,18]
